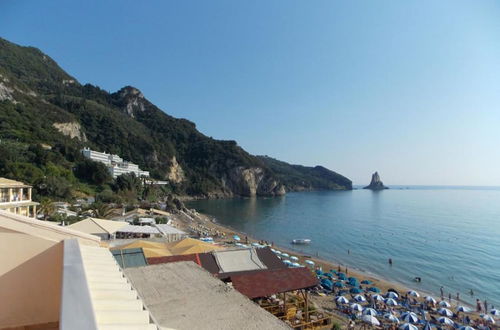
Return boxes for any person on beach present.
[345,267,348,274]
[338,265,341,272]
[388,258,393,265]
[456,292,460,301]
[484,300,488,312]
[440,286,444,299]
[477,299,482,312]
[470,289,474,296]
[448,293,452,303]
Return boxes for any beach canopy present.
[362,308,378,316]
[437,317,454,325]
[407,290,420,297]
[384,314,400,323]
[335,296,349,304]
[373,294,385,302]
[361,280,372,284]
[368,287,381,293]
[439,300,451,308]
[425,296,437,304]
[350,303,363,312]
[386,291,399,299]
[491,309,500,316]
[457,306,471,313]
[438,308,453,317]
[399,323,418,330]
[361,315,380,326]
[350,288,362,294]
[385,298,398,306]
[401,312,419,323]
[354,294,366,302]
[305,260,315,265]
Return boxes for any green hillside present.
[0,37,351,202]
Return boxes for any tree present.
[88,202,114,219]
[74,159,112,185]
[37,198,55,220]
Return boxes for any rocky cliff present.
[363,172,388,190]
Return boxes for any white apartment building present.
[81,148,150,178]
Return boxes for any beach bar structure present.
[0,177,39,217]
[66,217,128,240]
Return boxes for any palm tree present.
[89,202,115,219]
[37,198,55,220]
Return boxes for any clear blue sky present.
[2,0,500,185]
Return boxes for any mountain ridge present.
[0,37,352,201]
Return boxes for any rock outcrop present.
[222,167,286,197]
[363,171,388,190]
[166,156,185,184]
[53,122,87,142]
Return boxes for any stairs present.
[79,245,157,330]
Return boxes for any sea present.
[186,186,500,307]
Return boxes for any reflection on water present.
[187,188,500,307]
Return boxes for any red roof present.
[230,267,319,299]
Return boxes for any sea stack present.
[363,172,388,190]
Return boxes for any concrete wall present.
[0,229,63,328]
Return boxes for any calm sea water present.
[187,187,500,307]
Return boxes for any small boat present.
[291,238,311,245]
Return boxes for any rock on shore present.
[363,171,388,190]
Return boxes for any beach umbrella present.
[290,256,299,261]
[281,253,290,258]
[291,262,300,267]
[305,260,315,266]
[399,323,418,330]
[425,296,437,304]
[401,312,419,323]
[439,301,451,308]
[323,272,334,279]
[457,306,470,313]
[351,303,363,312]
[407,290,420,297]
[336,296,349,304]
[437,317,454,326]
[386,291,399,299]
[271,248,276,253]
[334,281,345,288]
[363,308,378,316]
[491,309,500,316]
[385,298,398,306]
[315,269,323,275]
[438,308,453,317]
[423,322,434,330]
[321,278,333,290]
[283,259,292,264]
[458,326,476,330]
[361,280,373,284]
[361,314,380,326]
[350,288,362,294]
[384,314,400,323]
[368,287,381,293]
[251,242,261,247]
[348,277,358,282]
[338,272,347,280]
[275,250,282,255]
[354,294,367,302]
[372,294,385,302]
[233,235,241,241]
[481,314,496,323]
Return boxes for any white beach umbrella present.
[291,262,300,267]
[386,291,399,299]
[439,300,451,308]
[384,314,400,323]
[354,294,367,302]
[281,253,290,258]
[290,256,299,261]
[425,296,437,304]
[407,290,420,297]
[423,322,434,330]
[437,317,454,325]
[491,309,500,316]
[373,294,385,302]
[481,314,496,323]
[362,315,380,326]
[283,259,292,265]
[305,260,315,266]
[400,312,419,323]
[458,326,476,330]
[271,248,276,253]
[363,308,378,316]
[399,323,418,330]
[385,298,398,306]
[351,303,363,312]
[335,296,349,304]
[457,306,470,313]
[438,308,453,317]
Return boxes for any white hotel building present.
[81,148,150,178]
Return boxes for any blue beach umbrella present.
[439,301,451,308]
[457,306,470,313]
[386,291,399,299]
[437,317,454,326]
[335,296,349,304]
[438,308,453,317]
[323,272,334,279]
[315,269,323,276]
[372,294,385,302]
[334,281,345,288]
[348,277,358,282]
[361,315,380,326]
[233,235,241,241]
[363,308,378,316]
[491,309,500,316]
[354,294,367,302]
[425,296,437,304]
[407,290,420,297]
[385,298,398,306]
[350,288,362,294]
[481,314,495,323]
[321,278,333,290]
[351,303,363,312]
[368,287,381,293]
[399,323,418,330]
[384,314,400,323]
[337,273,347,280]
[401,312,419,323]
[361,280,372,284]
[459,327,476,330]
[423,322,434,330]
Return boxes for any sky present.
[1,0,500,186]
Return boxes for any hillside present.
[0,37,352,202]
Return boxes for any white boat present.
[291,239,311,245]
